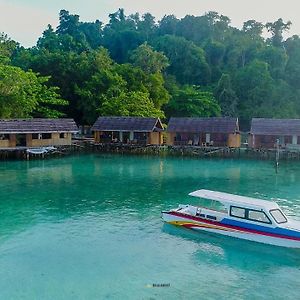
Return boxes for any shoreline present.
[1,141,300,161]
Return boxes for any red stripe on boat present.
[166,211,300,241]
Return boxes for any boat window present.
[206,215,217,220]
[248,210,271,224]
[269,209,287,224]
[230,206,246,219]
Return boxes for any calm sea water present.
[0,154,300,299]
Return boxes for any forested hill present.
[1,9,300,129]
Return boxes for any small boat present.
[26,146,57,155]
[162,189,300,248]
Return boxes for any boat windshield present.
[269,209,288,224]
[198,199,228,213]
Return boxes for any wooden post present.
[275,139,279,173]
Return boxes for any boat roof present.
[189,189,280,210]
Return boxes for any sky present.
[0,0,299,47]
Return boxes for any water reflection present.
[162,224,300,270]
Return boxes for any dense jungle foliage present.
[1,9,300,129]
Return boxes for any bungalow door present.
[292,135,298,145]
[16,134,26,147]
[205,133,211,144]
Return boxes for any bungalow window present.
[0,134,9,140]
[32,133,40,139]
[42,133,52,139]
[248,209,271,224]
[60,133,66,139]
[269,209,287,224]
[230,206,246,219]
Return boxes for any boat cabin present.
[188,190,288,226]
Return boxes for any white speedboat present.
[162,190,300,248]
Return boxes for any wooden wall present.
[166,132,175,145]
[94,131,101,143]
[0,133,72,148]
[249,134,298,149]
[29,133,72,147]
[0,139,10,148]
[0,135,16,148]
[228,133,241,148]
[148,132,163,145]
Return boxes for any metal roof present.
[250,118,300,136]
[91,116,163,132]
[167,117,239,133]
[189,189,279,210]
[0,119,78,133]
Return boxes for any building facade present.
[91,116,164,145]
[0,119,78,148]
[166,117,240,148]
[249,118,300,149]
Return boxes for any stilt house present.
[166,117,240,147]
[92,116,164,145]
[0,119,78,148]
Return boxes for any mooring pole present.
[275,139,279,173]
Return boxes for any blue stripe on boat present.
[221,218,300,239]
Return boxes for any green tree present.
[242,20,264,40]
[130,43,169,74]
[100,91,164,118]
[164,86,220,118]
[0,64,67,118]
[154,35,211,85]
[215,74,238,116]
[158,15,179,36]
[0,33,18,64]
[266,18,292,47]
[285,36,300,88]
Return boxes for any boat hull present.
[162,212,300,249]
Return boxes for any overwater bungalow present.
[166,117,240,147]
[249,118,300,150]
[91,116,164,145]
[0,118,78,148]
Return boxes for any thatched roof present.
[250,118,300,136]
[0,119,78,133]
[167,117,239,133]
[91,116,163,132]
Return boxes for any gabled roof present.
[0,119,78,133]
[91,116,163,132]
[189,189,279,210]
[167,117,239,133]
[250,118,300,136]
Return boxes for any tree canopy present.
[1,9,299,129]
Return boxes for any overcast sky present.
[0,0,299,47]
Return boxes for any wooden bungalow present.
[0,119,78,148]
[166,117,240,147]
[91,116,164,145]
[249,118,300,150]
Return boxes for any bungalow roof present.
[167,117,239,133]
[250,118,300,136]
[91,116,163,132]
[0,119,78,133]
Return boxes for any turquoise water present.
[0,154,300,299]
